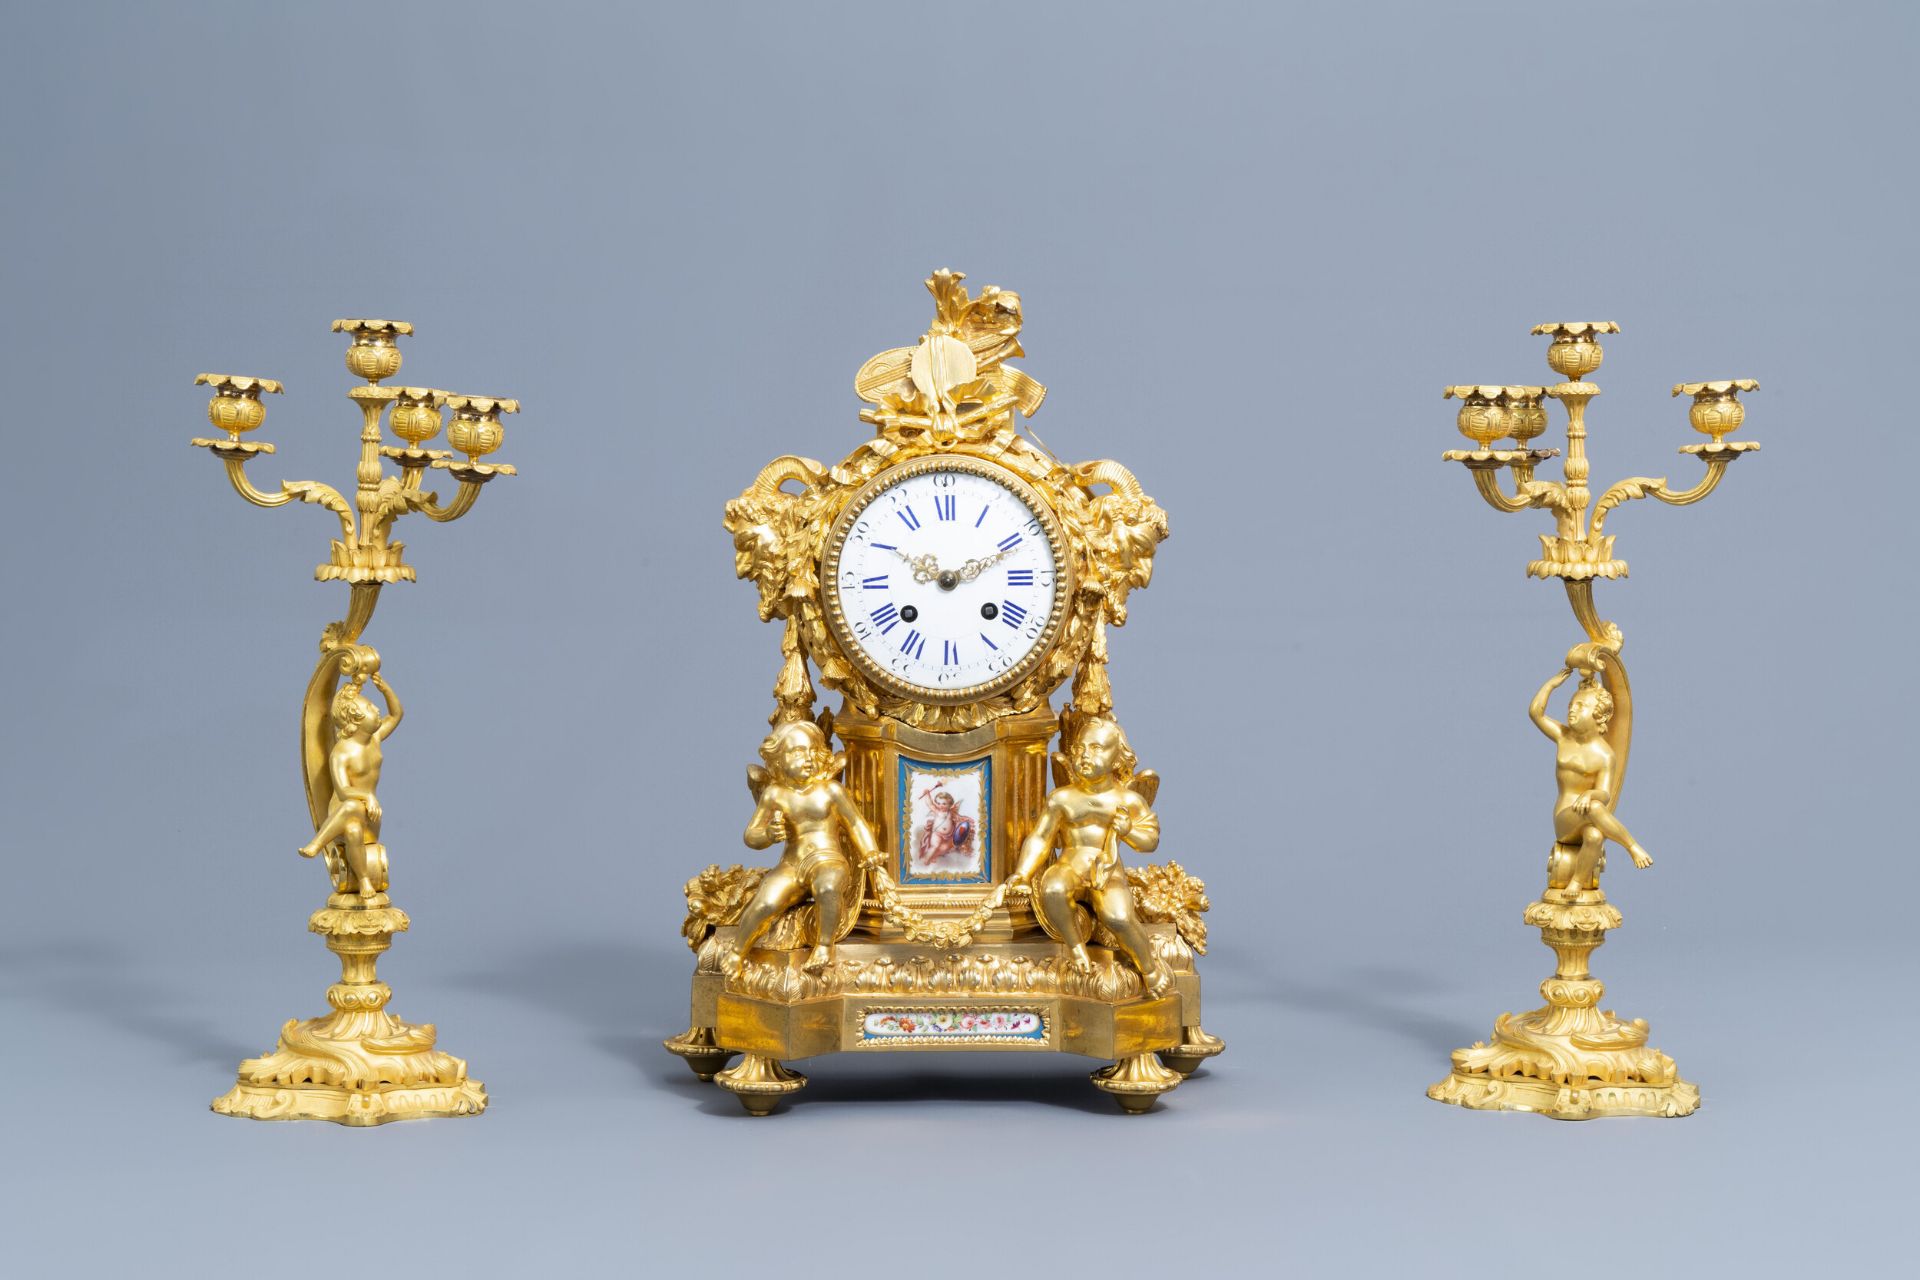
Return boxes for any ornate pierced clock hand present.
[957,546,1017,582]
[907,552,942,584]
[884,544,943,583]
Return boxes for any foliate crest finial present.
[853,269,1046,435]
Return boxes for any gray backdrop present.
[2,1,1910,1274]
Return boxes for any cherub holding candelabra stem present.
[299,654,401,903]
[1532,648,1650,894]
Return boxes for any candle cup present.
[1531,322,1619,383]
[388,387,447,447]
[195,373,284,439]
[332,318,412,384]
[443,394,519,462]
[1673,380,1759,444]
[1505,386,1550,447]
[1444,385,1515,451]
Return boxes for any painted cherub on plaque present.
[900,757,990,883]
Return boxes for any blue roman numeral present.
[901,629,927,660]
[871,542,897,550]
[974,505,989,527]
[862,574,888,589]
[997,532,1022,552]
[1002,601,1027,627]
[934,495,957,521]
[979,632,998,651]
[1007,569,1034,586]
[898,507,921,531]
[942,640,959,664]
[872,603,901,633]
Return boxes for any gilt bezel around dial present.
[820,454,1074,705]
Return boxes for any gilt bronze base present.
[667,924,1219,1115]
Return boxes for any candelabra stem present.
[356,399,386,494]
[1563,580,1617,648]
[332,581,382,648]
[1553,386,1595,539]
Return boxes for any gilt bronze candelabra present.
[196,319,516,1125]
[1427,322,1759,1120]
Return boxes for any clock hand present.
[957,547,1017,582]
[885,544,942,584]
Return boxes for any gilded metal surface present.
[721,272,1166,735]
[197,320,514,1125]
[730,720,879,975]
[1429,322,1758,1120]
[672,272,1215,1112]
[1010,714,1172,995]
[820,454,1074,704]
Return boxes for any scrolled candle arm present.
[404,478,487,524]
[1589,456,1732,538]
[194,444,359,541]
[387,448,451,493]
[1466,462,1566,515]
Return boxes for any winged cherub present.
[1008,714,1171,995]
[732,719,881,975]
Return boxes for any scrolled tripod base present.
[1429,891,1698,1121]
[211,898,486,1127]
[1428,1010,1699,1120]
[715,1053,808,1115]
[212,1071,489,1126]
[1090,1052,1182,1113]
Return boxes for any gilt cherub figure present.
[298,667,402,903]
[732,719,881,976]
[1009,714,1171,996]
[1531,651,1652,894]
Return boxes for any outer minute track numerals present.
[821,455,1071,704]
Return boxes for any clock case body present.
[668,278,1220,1111]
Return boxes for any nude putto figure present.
[1009,715,1171,996]
[1530,664,1651,893]
[732,719,880,975]
[299,671,402,902]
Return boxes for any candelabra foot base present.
[211,1010,488,1126]
[213,1076,489,1126]
[1428,1004,1698,1120]
[663,1025,735,1081]
[1431,889,1698,1119]
[212,896,486,1126]
[1091,1052,1182,1113]
[1160,1024,1225,1077]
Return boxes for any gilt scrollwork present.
[722,271,1168,731]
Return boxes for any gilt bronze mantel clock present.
[666,270,1221,1113]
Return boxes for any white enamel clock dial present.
[823,457,1071,703]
